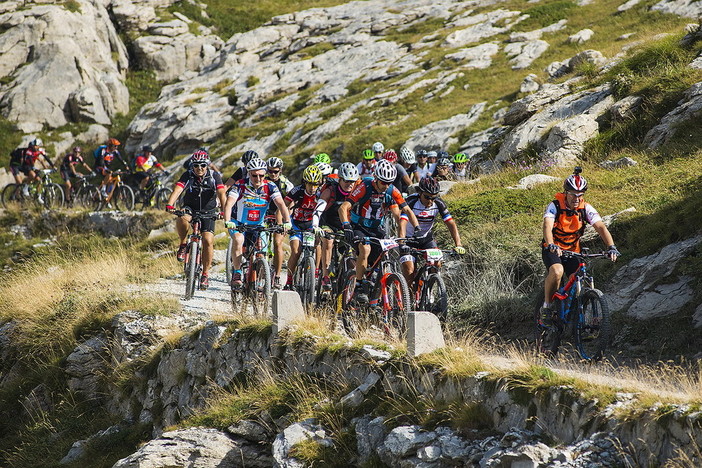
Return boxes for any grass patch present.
[63,0,81,13]
[294,41,335,58]
[110,70,163,155]
[514,1,577,31]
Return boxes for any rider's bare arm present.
[445,218,463,248]
[273,196,291,223]
[338,200,352,224]
[166,185,184,208]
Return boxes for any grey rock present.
[65,335,110,399]
[504,39,550,70]
[339,372,380,407]
[381,425,436,457]
[509,174,559,189]
[405,102,485,150]
[618,0,642,12]
[273,419,333,468]
[651,0,702,18]
[520,74,541,93]
[355,416,387,463]
[508,19,567,42]
[610,95,643,122]
[228,419,270,442]
[599,156,638,169]
[443,10,523,48]
[540,114,600,166]
[645,82,702,148]
[445,42,500,69]
[502,81,574,125]
[568,28,594,44]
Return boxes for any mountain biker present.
[283,164,323,290]
[383,149,412,194]
[452,153,470,181]
[19,139,54,200]
[399,147,420,184]
[165,149,226,290]
[265,157,293,289]
[224,157,291,291]
[338,159,421,302]
[427,150,438,166]
[315,161,337,183]
[540,168,620,325]
[416,150,435,180]
[372,142,384,161]
[134,145,168,192]
[433,156,456,182]
[357,149,376,177]
[399,177,465,285]
[8,146,27,185]
[94,138,128,204]
[225,150,259,187]
[59,146,93,202]
[313,161,361,291]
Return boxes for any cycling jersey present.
[400,193,452,237]
[356,161,376,177]
[22,147,46,167]
[60,153,85,170]
[543,192,602,252]
[135,154,163,172]
[393,163,410,193]
[176,168,224,212]
[93,145,123,170]
[285,185,318,224]
[227,179,281,225]
[315,179,359,230]
[266,175,292,217]
[347,179,406,229]
[229,167,246,182]
[417,163,435,180]
[453,164,469,181]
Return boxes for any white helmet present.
[315,162,333,176]
[399,147,415,164]
[338,162,360,181]
[31,138,43,147]
[267,157,284,169]
[246,157,267,172]
[372,142,384,153]
[374,159,397,183]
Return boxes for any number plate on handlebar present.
[302,231,316,247]
[379,238,399,251]
[424,249,443,261]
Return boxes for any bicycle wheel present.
[1,184,20,208]
[184,242,199,300]
[534,296,563,356]
[576,288,611,361]
[43,183,64,209]
[419,273,448,321]
[384,211,398,238]
[249,257,272,316]
[81,185,102,211]
[113,185,135,211]
[154,188,170,210]
[338,269,360,337]
[296,255,316,309]
[225,236,233,285]
[382,272,411,340]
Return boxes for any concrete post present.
[407,311,445,357]
[272,290,305,334]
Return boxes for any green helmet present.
[314,152,331,164]
[362,149,374,160]
[453,152,469,163]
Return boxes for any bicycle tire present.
[225,236,233,285]
[154,188,170,210]
[249,257,272,317]
[338,269,360,337]
[184,242,199,300]
[419,273,448,322]
[80,185,102,211]
[114,184,135,211]
[295,254,316,309]
[534,296,563,356]
[43,183,64,209]
[1,184,19,208]
[382,272,411,340]
[576,288,611,361]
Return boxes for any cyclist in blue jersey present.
[224,158,292,291]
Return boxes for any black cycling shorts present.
[353,224,386,269]
[183,205,216,233]
[542,247,580,277]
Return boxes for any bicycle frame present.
[551,252,598,325]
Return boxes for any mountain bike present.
[291,228,317,309]
[535,250,612,361]
[404,246,452,322]
[100,170,135,211]
[135,171,170,210]
[65,174,101,210]
[229,224,284,316]
[337,236,411,339]
[1,169,64,209]
[316,231,355,305]
[226,221,276,285]
[172,208,219,300]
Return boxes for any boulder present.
[65,335,110,400]
[599,157,638,169]
[644,82,702,148]
[273,419,334,468]
[568,29,594,44]
[504,39,550,70]
[509,174,559,189]
[540,114,601,166]
[610,95,643,122]
[405,102,485,151]
[502,81,575,125]
[545,50,607,79]
[651,0,702,18]
[508,19,568,42]
[520,73,541,93]
[618,0,643,12]
[0,2,129,129]
[443,10,522,48]
[444,42,500,69]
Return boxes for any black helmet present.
[242,150,259,164]
[142,145,153,152]
[418,176,440,195]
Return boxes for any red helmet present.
[191,149,210,163]
[383,149,398,164]
[564,167,587,192]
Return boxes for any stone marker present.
[272,290,305,334]
[407,311,445,357]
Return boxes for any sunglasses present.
[250,173,265,179]
[422,193,438,200]
[267,169,280,174]
[192,163,208,168]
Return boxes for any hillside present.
[2,0,702,466]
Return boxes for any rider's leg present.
[273,232,284,276]
[286,239,301,285]
[175,215,190,245]
[355,243,371,281]
[401,259,415,285]
[231,232,245,270]
[543,263,564,305]
[201,231,214,276]
[321,236,334,276]
[139,175,150,190]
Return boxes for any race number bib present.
[379,238,399,251]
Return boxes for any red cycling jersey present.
[285,185,319,223]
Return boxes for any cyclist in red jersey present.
[338,159,422,302]
[59,146,93,203]
[283,165,323,290]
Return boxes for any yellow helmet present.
[302,164,323,184]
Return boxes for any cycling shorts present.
[20,165,36,175]
[352,224,386,268]
[9,164,21,176]
[183,205,216,233]
[289,220,313,242]
[59,168,82,181]
[542,247,580,276]
[134,172,150,182]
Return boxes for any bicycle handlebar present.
[228,223,285,234]
[560,250,610,260]
[172,208,219,220]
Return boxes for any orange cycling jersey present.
[347,179,407,228]
[547,192,587,252]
